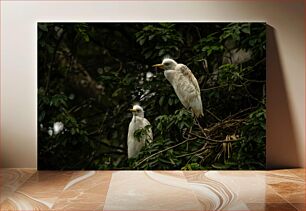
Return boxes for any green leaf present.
[139,39,145,46]
[148,35,155,40]
[212,163,231,169]
[168,98,173,106]
[38,24,48,32]
[144,51,153,59]
[84,35,90,42]
[162,37,167,42]
[38,111,45,122]
[158,49,165,56]
[241,24,251,34]
[112,88,122,97]
[159,96,164,106]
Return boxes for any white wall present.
[1,1,304,168]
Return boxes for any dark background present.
[38,23,266,170]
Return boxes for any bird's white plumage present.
[127,105,153,159]
[160,58,204,117]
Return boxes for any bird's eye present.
[136,109,140,112]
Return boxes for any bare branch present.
[135,137,197,168]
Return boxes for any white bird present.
[127,105,153,159]
[153,58,204,117]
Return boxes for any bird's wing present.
[174,64,203,117]
[176,64,201,93]
[127,117,148,158]
[127,120,138,159]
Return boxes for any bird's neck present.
[164,70,176,84]
[133,113,144,118]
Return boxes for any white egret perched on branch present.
[127,105,153,159]
[153,58,204,117]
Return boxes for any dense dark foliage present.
[38,22,266,170]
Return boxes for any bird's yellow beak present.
[152,64,164,69]
[129,108,137,112]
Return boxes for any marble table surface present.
[0,168,304,210]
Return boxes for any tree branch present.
[134,137,197,168]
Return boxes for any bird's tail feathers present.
[190,96,204,118]
[193,108,204,118]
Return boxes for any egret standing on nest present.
[153,58,204,117]
[127,105,153,159]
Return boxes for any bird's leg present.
[186,125,193,151]
[182,110,193,151]
[187,109,193,138]
[186,109,193,140]
[194,116,208,138]
[183,123,193,138]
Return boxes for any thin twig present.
[201,84,227,91]
[201,84,243,92]
[205,109,222,121]
[224,107,255,121]
[177,143,207,158]
[206,118,245,132]
[134,137,197,168]
[243,78,265,83]
[89,137,125,151]
[187,131,242,143]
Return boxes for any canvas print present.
[38,23,266,170]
